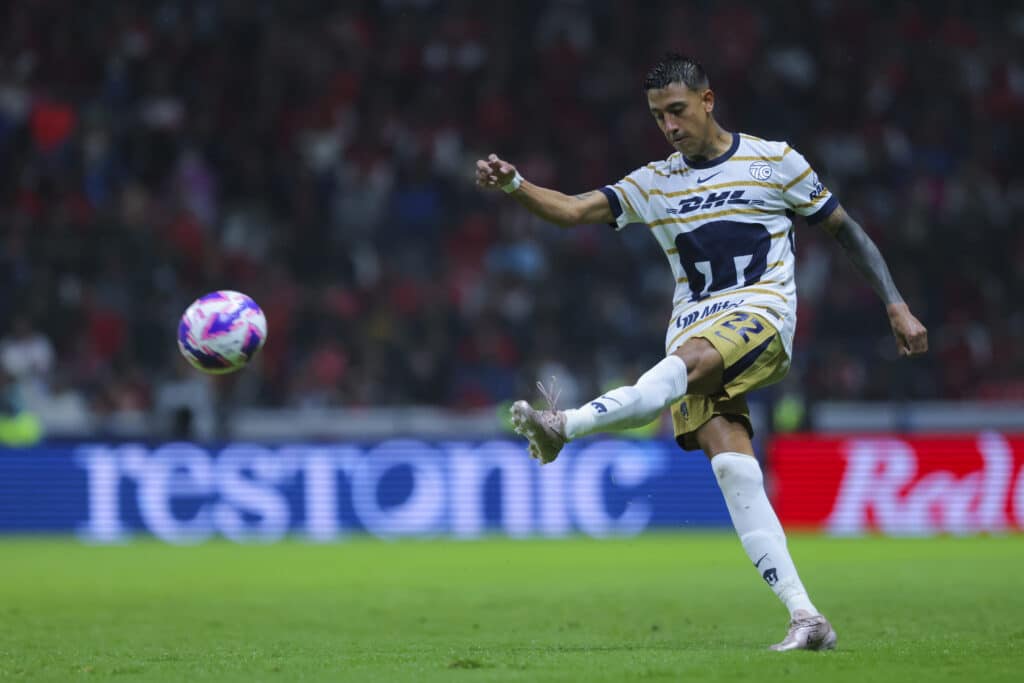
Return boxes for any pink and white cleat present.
[769,612,837,651]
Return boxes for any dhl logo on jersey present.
[666,190,766,215]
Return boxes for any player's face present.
[647,82,714,156]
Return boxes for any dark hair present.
[643,53,709,92]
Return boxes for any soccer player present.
[475,53,928,651]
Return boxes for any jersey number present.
[674,220,771,301]
[721,311,765,342]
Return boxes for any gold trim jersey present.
[598,132,838,359]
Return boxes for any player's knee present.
[696,417,755,458]
[711,451,763,488]
[673,338,723,395]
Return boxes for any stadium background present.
[0,2,1022,680]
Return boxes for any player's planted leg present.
[709,449,836,651]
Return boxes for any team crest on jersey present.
[749,161,772,181]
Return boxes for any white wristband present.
[501,171,524,194]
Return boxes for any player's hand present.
[887,303,928,357]
[475,153,517,191]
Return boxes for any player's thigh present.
[694,310,789,398]
[672,337,725,396]
[671,310,789,454]
[695,414,755,457]
[671,311,788,397]
[672,392,755,453]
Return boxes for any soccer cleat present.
[510,379,568,464]
[769,613,837,652]
[510,400,567,464]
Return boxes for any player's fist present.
[475,153,517,190]
[887,303,928,357]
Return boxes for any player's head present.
[643,53,716,157]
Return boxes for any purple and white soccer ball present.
[177,290,267,374]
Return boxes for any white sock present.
[711,452,819,618]
[563,355,687,439]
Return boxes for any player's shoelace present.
[535,377,561,413]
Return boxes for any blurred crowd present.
[1,0,1022,435]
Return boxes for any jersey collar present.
[683,132,739,169]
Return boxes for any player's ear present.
[702,89,715,113]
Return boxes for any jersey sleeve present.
[599,166,651,230]
[778,145,838,225]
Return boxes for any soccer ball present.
[177,290,267,374]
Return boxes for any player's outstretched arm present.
[821,205,929,357]
[474,153,613,227]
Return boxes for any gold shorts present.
[671,311,789,451]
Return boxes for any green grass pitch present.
[1,534,1021,682]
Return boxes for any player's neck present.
[686,124,732,164]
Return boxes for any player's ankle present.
[790,607,820,620]
[562,408,590,440]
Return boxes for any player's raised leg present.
[510,338,724,464]
[696,416,836,651]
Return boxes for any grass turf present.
[0,534,1021,682]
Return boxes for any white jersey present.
[599,132,838,359]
